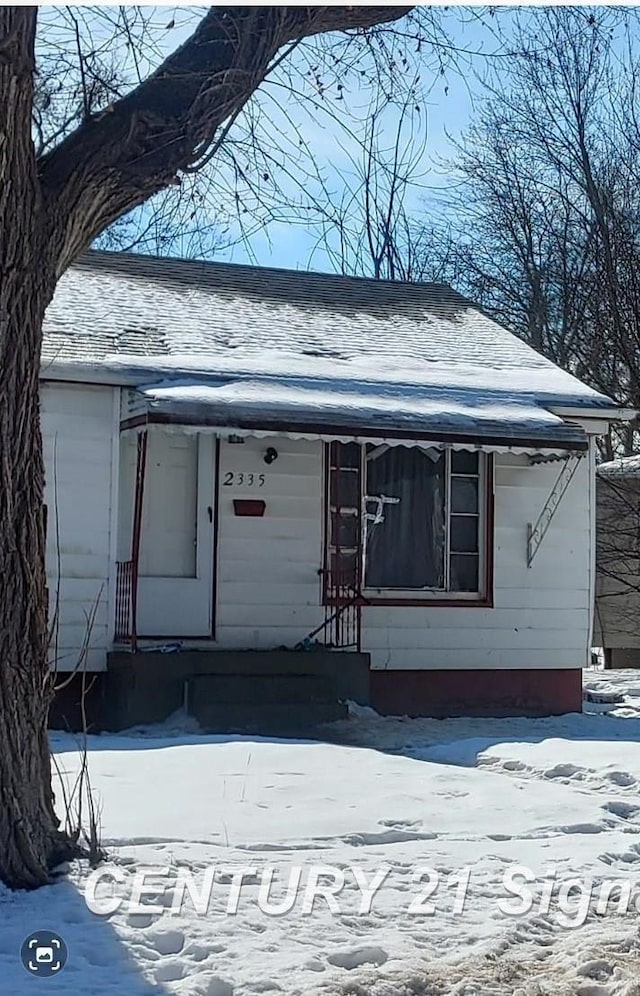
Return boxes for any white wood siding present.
[214,438,593,670]
[38,400,593,673]
[41,382,117,672]
[364,449,592,670]
[215,437,325,648]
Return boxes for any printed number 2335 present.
[223,472,265,487]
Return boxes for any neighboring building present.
[40,251,631,728]
[595,455,640,667]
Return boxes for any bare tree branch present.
[39,6,412,273]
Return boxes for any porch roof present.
[42,250,629,447]
[122,376,590,452]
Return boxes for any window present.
[326,442,490,602]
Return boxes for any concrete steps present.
[187,673,347,734]
[190,698,348,736]
[189,672,336,705]
[104,649,368,734]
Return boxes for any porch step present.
[104,650,370,733]
[189,699,348,736]
[187,673,335,706]
[186,673,347,735]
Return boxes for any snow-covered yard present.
[4,670,640,995]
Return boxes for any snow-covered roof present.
[598,454,640,477]
[42,250,622,447]
[133,378,589,449]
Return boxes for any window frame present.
[323,442,494,607]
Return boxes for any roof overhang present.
[119,381,590,456]
[120,412,589,455]
[549,405,637,424]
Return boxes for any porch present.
[102,426,368,733]
[104,649,369,734]
[95,411,592,731]
[113,427,364,654]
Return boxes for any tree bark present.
[0,4,414,889]
[39,5,413,273]
[0,8,75,888]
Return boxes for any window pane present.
[451,477,479,514]
[330,468,359,507]
[364,447,445,588]
[450,515,479,553]
[330,441,360,468]
[330,511,359,548]
[330,551,358,587]
[450,554,479,592]
[451,450,479,475]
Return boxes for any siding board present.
[361,451,592,670]
[368,649,583,670]
[215,437,325,648]
[215,440,592,671]
[40,399,593,675]
[41,382,115,672]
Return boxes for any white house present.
[41,251,631,729]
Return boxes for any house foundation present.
[48,651,370,735]
[48,659,584,733]
[370,668,583,717]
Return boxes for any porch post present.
[130,429,148,652]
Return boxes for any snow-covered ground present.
[4,669,640,994]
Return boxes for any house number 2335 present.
[223,472,265,487]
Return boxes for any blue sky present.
[75,7,515,271]
[217,10,504,271]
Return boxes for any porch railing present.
[320,568,364,651]
[114,559,135,647]
[115,430,147,652]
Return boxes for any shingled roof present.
[598,454,640,477]
[41,250,621,449]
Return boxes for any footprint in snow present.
[559,822,604,835]
[500,759,528,772]
[149,928,185,956]
[154,960,185,983]
[602,800,640,820]
[480,756,527,773]
[186,942,226,961]
[304,958,325,972]
[200,978,234,996]
[598,841,640,866]
[606,770,636,787]
[577,959,614,982]
[378,818,420,829]
[543,762,583,779]
[327,945,388,970]
[126,912,157,929]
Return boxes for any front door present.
[119,430,216,637]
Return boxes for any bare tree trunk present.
[0,3,414,889]
[0,8,75,887]
[0,270,73,888]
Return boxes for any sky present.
[55,6,518,273]
[215,8,507,272]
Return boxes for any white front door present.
[119,431,216,637]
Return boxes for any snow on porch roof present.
[42,249,619,443]
[127,377,589,451]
